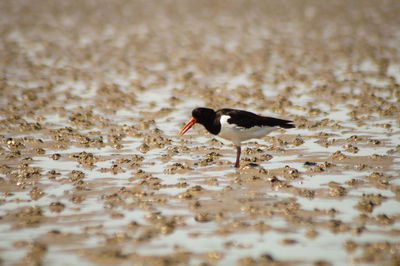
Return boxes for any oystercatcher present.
[178,108,295,168]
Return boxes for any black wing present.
[217,108,295,129]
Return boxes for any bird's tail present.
[279,121,295,129]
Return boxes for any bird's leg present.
[235,146,241,168]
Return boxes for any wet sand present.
[1,0,400,265]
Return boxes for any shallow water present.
[1,0,400,265]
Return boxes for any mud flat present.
[1,0,400,265]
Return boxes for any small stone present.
[195,213,213,222]
[29,187,44,200]
[49,202,65,213]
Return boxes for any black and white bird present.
[178,107,295,168]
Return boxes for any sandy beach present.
[1,0,400,265]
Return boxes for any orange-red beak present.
[178,117,197,136]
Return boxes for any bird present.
[178,107,295,168]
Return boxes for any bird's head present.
[178,107,216,136]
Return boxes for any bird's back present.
[216,108,294,129]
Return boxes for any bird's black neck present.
[199,114,221,135]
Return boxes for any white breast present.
[218,115,276,146]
